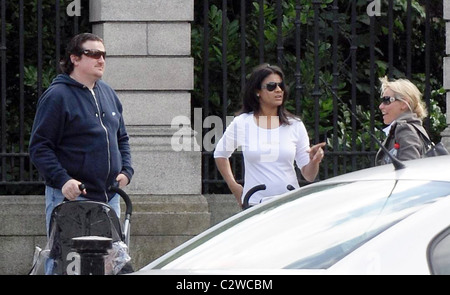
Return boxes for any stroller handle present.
[242,184,266,210]
[242,184,296,210]
[109,185,133,217]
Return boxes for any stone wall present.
[0,194,239,275]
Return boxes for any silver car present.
[136,155,450,275]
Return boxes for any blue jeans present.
[45,186,121,236]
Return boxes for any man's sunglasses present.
[261,81,285,92]
[381,96,397,105]
[82,49,106,59]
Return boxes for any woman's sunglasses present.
[381,96,397,105]
[262,81,285,92]
[82,49,106,59]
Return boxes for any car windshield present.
[150,180,450,270]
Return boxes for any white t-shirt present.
[214,112,310,205]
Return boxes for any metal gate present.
[0,0,90,194]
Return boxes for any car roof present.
[319,155,450,184]
[137,155,450,273]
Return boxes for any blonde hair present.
[379,76,428,120]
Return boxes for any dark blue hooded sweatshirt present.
[29,74,134,202]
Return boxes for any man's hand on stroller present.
[116,173,130,188]
[62,179,87,200]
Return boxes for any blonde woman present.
[375,76,430,165]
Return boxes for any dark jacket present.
[375,111,429,166]
[29,74,134,201]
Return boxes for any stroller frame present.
[30,186,133,275]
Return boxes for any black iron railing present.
[0,0,90,194]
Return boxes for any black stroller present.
[30,185,133,275]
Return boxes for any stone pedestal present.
[90,0,209,270]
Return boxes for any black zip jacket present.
[29,74,134,201]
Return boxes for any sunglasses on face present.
[381,96,397,105]
[82,49,106,59]
[261,81,285,92]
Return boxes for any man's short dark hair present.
[59,33,104,74]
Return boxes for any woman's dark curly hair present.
[59,33,103,74]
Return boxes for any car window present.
[148,180,450,270]
[428,227,450,275]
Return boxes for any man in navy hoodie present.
[29,33,134,234]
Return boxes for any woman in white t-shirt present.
[214,63,325,208]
